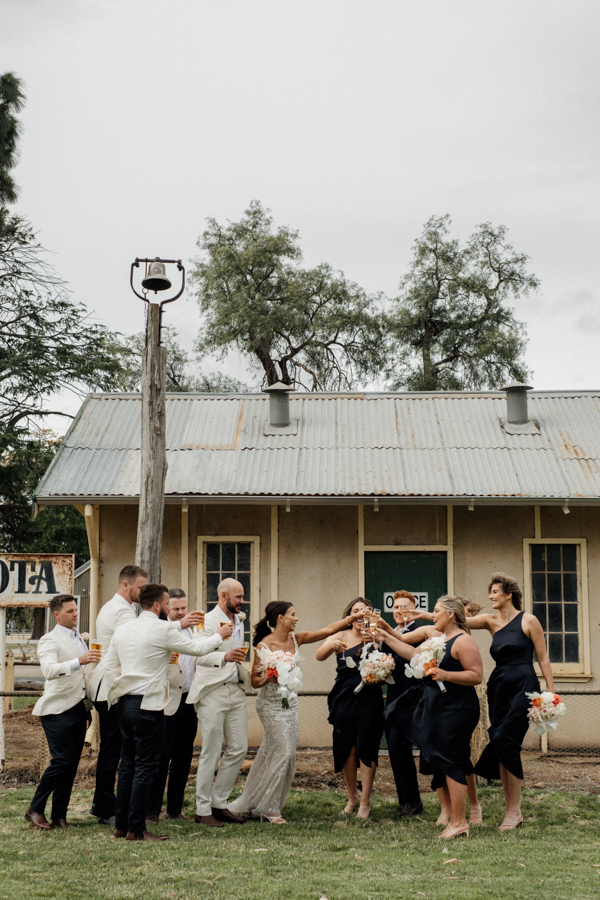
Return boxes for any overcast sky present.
[3,0,600,427]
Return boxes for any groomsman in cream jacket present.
[102,583,233,841]
[25,594,101,830]
[186,578,250,827]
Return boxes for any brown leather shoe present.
[113,829,126,839]
[51,818,69,828]
[212,807,245,824]
[165,812,193,820]
[125,830,169,841]
[145,814,160,824]
[25,808,53,830]
[194,814,224,827]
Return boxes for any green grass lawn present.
[1,786,599,900]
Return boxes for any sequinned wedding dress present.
[228,636,300,818]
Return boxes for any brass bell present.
[141,260,172,293]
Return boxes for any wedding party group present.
[23,564,564,842]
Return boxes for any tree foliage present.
[0,72,25,220]
[189,200,386,391]
[389,215,539,391]
[115,328,249,393]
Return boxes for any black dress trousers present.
[115,694,165,834]
[92,699,122,817]
[31,700,87,821]
[147,692,198,817]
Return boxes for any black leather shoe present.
[394,801,424,819]
[211,807,245,824]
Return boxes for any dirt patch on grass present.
[2,704,600,794]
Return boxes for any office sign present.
[383,591,429,612]
[0,554,74,607]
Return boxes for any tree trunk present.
[31,607,46,640]
[135,303,167,583]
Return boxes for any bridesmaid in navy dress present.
[470,573,554,831]
[378,596,483,840]
[317,598,384,820]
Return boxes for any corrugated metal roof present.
[35,391,600,501]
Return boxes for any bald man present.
[186,578,250,827]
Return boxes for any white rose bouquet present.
[405,634,447,693]
[255,647,303,709]
[346,644,395,694]
[525,691,566,735]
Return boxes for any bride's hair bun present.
[253,601,293,646]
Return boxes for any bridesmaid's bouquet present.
[405,634,447,693]
[346,645,395,694]
[525,691,566,734]
[256,647,303,709]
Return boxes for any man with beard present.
[187,578,250,827]
[102,583,233,841]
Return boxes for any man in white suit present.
[187,578,250,827]
[25,594,100,830]
[146,589,201,822]
[88,564,148,825]
[103,583,233,841]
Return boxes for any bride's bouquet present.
[346,644,395,694]
[405,634,447,693]
[255,647,303,709]
[525,691,566,735]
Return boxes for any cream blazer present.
[32,625,88,717]
[103,611,224,712]
[186,606,252,706]
[87,593,137,703]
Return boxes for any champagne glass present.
[369,608,381,634]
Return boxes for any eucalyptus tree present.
[389,215,539,391]
[189,200,386,391]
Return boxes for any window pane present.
[548,633,564,663]
[532,573,546,604]
[206,572,220,606]
[564,604,578,633]
[564,633,579,663]
[563,572,577,603]
[533,603,547,630]
[221,543,236,571]
[238,572,251,599]
[531,544,546,571]
[547,573,562,603]
[237,543,251,571]
[206,543,221,571]
[548,604,563,631]
[562,544,577,571]
[546,544,561,571]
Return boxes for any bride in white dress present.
[228,600,363,825]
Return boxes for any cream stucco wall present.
[95,500,600,749]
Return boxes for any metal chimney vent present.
[263,382,294,427]
[501,381,533,425]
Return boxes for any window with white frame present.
[524,539,589,676]
[198,537,259,644]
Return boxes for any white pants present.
[195,682,248,815]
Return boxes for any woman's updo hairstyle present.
[253,601,293,646]
[437,595,470,633]
[341,596,372,627]
[488,572,523,610]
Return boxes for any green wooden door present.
[364,550,448,628]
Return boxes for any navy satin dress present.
[388,634,480,786]
[475,612,540,781]
[327,643,384,772]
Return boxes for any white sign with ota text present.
[383,591,429,612]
